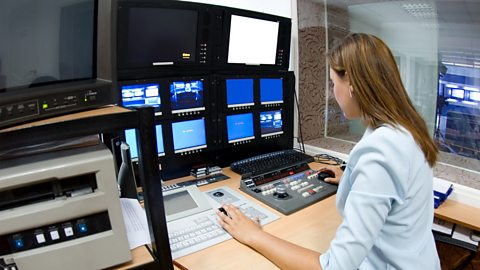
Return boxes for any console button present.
[35,233,46,244]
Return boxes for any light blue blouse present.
[319,125,440,270]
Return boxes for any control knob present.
[274,184,289,199]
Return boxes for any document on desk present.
[120,198,151,249]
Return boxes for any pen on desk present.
[173,260,189,270]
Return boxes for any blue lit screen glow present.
[121,83,161,108]
[469,91,480,102]
[125,124,165,159]
[450,89,465,99]
[226,113,254,143]
[260,110,283,136]
[226,79,254,107]
[172,118,207,153]
[260,78,283,104]
[170,80,205,112]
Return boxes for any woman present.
[217,33,441,269]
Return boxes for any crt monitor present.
[227,15,279,65]
[226,78,254,108]
[124,124,165,161]
[171,118,207,154]
[226,113,255,144]
[121,83,162,115]
[260,110,283,137]
[170,79,205,114]
[260,78,283,105]
[0,0,96,91]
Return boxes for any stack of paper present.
[433,177,454,209]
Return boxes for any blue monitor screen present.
[260,110,283,137]
[226,79,254,108]
[226,113,255,143]
[172,118,207,153]
[260,78,283,104]
[170,80,205,113]
[125,124,165,160]
[450,89,465,99]
[121,83,162,113]
[469,91,480,102]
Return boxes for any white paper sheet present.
[120,198,151,249]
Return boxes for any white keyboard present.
[167,210,229,259]
[167,186,278,259]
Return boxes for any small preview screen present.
[260,110,283,137]
[125,124,165,160]
[450,89,465,99]
[260,78,283,104]
[172,118,207,153]
[226,113,255,143]
[226,78,254,108]
[121,83,161,109]
[170,79,205,113]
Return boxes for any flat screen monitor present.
[260,110,283,137]
[121,83,162,115]
[226,79,254,108]
[172,118,207,154]
[260,78,283,105]
[123,7,197,67]
[170,79,205,114]
[450,89,465,99]
[469,91,480,102]
[226,113,255,143]
[125,124,165,160]
[227,15,279,65]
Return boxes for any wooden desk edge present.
[435,199,480,231]
[0,105,129,132]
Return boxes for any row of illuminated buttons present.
[13,223,88,249]
[301,186,324,198]
[290,181,309,190]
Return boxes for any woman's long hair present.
[328,33,438,167]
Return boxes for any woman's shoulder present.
[352,124,416,159]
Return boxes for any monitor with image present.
[170,79,205,114]
[450,89,465,100]
[260,110,283,137]
[226,113,255,144]
[260,78,283,105]
[124,124,165,160]
[121,83,162,115]
[469,91,480,102]
[226,79,254,108]
[172,118,207,154]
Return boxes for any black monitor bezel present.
[215,7,291,72]
[116,0,215,80]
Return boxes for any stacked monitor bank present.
[115,0,294,180]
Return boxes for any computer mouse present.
[317,170,335,181]
[218,207,229,217]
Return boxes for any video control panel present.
[239,163,337,215]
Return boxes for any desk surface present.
[173,163,341,270]
[171,163,480,270]
[111,165,480,270]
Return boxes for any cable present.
[293,80,306,153]
[314,153,346,169]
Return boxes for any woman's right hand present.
[317,165,344,185]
